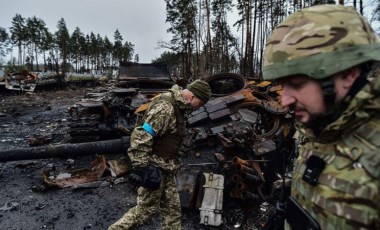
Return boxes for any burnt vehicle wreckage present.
[0,63,296,229]
[0,68,103,93]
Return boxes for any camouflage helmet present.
[262,4,380,81]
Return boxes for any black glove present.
[143,165,162,190]
[128,166,146,187]
[128,165,162,190]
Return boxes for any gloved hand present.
[128,165,162,190]
[143,165,162,190]
[128,166,146,188]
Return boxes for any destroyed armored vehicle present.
[66,72,296,228]
[3,69,104,92]
[0,70,296,229]
[3,70,40,92]
[67,62,174,143]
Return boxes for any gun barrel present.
[0,137,130,162]
[236,181,248,190]
[235,163,256,175]
[232,156,250,166]
[232,173,241,183]
[240,171,261,184]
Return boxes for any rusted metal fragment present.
[43,155,107,188]
[263,100,288,114]
[176,168,199,208]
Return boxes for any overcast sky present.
[0,0,172,63]
[1,1,379,64]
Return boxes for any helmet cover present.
[263,4,380,80]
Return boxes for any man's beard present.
[301,111,325,128]
[302,106,342,137]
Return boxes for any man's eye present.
[288,81,305,88]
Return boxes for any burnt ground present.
[0,86,236,230]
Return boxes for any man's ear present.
[341,66,360,89]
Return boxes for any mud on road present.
[0,87,219,230]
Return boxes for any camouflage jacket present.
[128,85,191,173]
[290,73,380,229]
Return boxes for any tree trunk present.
[196,0,201,78]
[359,0,363,15]
[205,0,212,74]
[34,44,39,72]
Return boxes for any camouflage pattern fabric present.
[288,72,380,229]
[262,4,380,81]
[108,171,181,230]
[128,85,191,172]
[108,85,190,229]
[151,94,187,160]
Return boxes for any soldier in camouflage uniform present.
[108,80,211,230]
[262,4,380,230]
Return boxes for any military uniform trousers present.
[108,171,181,230]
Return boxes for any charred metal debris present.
[0,71,296,229]
[0,69,104,92]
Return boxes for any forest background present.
[0,0,379,81]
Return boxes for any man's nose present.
[281,88,296,107]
